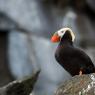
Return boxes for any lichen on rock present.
[55,73,95,95]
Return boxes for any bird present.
[51,27,95,76]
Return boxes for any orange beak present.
[51,33,60,43]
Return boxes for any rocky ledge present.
[55,73,95,95]
[0,71,40,95]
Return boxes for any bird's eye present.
[61,31,64,33]
[58,30,65,37]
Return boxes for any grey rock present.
[0,71,40,95]
[0,13,16,30]
[0,0,57,37]
[55,73,95,95]
[87,0,95,11]
[76,14,95,47]
[8,31,33,79]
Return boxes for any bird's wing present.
[71,47,95,68]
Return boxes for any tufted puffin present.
[51,28,95,76]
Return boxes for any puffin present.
[51,27,95,76]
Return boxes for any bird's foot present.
[79,70,82,76]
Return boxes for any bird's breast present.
[55,46,70,63]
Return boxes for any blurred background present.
[0,0,95,95]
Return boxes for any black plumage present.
[52,28,95,76]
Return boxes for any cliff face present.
[55,73,95,95]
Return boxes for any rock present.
[0,71,40,95]
[76,14,95,47]
[0,12,16,30]
[0,0,58,37]
[55,73,95,95]
[87,0,95,11]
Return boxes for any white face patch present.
[57,28,75,42]
[58,29,66,38]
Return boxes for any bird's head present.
[51,28,75,43]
